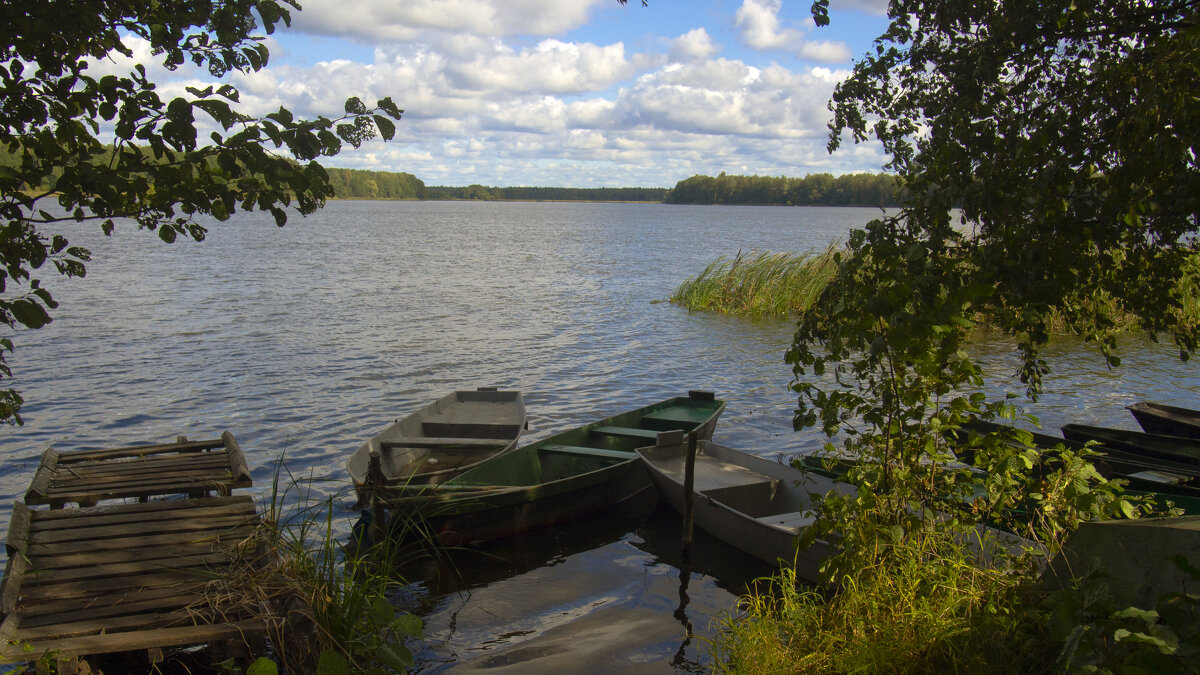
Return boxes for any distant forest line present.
[2,146,899,206]
[330,168,901,206]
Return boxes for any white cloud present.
[290,0,609,41]
[735,0,851,63]
[669,28,719,62]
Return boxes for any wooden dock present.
[25,432,252,508]
[0,433,270,670]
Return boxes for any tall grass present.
[670,244,841,317]
[711,534,1032,674]
[209,461,427,674]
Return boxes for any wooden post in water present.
[367,449,386,543]
[681,431,698,555]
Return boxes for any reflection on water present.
[0,201,1193,670]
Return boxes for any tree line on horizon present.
[3,145,897,206]
[664,171,902,206]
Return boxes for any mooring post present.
[681,431,697,555]
[367,450,385,543]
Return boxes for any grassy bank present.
[669,245,841,317]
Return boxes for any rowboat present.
[346,389,526,500]
[383,391,726,546]
[1127,402,1200,439]
[960,421,1200,510]
[1061,423,1200,466]
[637,437,850,582]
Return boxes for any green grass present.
[711,534,1030,674]
[205,462,428,674]
[669,245,841,317]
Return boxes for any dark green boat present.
[382,391,726,546]
[795,423,1200,517]
[1061,423,1200,466]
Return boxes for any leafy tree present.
[789,0,1197,580]
[1,0,404,423]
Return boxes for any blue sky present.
[117,0,896,187]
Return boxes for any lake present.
[1,200,1194,671]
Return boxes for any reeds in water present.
[670,244,841,317]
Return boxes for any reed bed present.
[670,244,841,317]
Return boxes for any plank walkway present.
[25,432,252,508]
[0,433,271,670]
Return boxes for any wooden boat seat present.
[643,406,717,425]
[380,437,510,449]
[541,445,638,461]
[755,511,817,533]
[591,425,660,441]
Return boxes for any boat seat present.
[380,437,510,449]
[755,512,817,533]
[591,425,660,440]
[541,445,639,461]
[642,406,713,425]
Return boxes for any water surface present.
[1,201,1193,670]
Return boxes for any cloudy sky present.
[158,0,894,187]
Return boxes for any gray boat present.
[637,437,851,583]
[347,388,526,500]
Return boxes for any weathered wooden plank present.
[55,440,224,463]
[380,436,512,448]
[24,448,58,503]
[28,525,256,557]
[29,514,255,545]
[20,552,236,586]
[46,471,234,491]
[10,608,201,641]
[48,455,232,477]
[0,618,267,661]
[19,568,228,602]
[6,501,32,556]
[23,540,245,572]
[223,432,252,487]
[1,550,29,616]
[32,495,251,522]
[32,502,257,533]
[17,585,206,624]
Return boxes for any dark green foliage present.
[665,171,902,206]
[325,168,425,200]
[0,0,403,423]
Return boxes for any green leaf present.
[368,596,394,624]
[392,612,424,639]
[374,641,414,670]
[315,649,349,675]
[373,115,396,141]
[246,657,279,675]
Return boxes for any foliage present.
[669,245,840,317]
[818,0,1199,389]
[712,532,1027,673]
[1039,559,1200,673]
[256,466,425,674]
[324,167,425,200]
[665,171,901,206]
[422,184,669,202]
[0,0,403,424]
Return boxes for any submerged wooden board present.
[24,432,253,508]
[0,495,268,664]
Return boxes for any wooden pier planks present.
[0,495,268,662]
[25,431,253,508]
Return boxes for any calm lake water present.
[1,201,1195,671]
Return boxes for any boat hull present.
[347,389,526,499]
[1061,423,1200,466]
[384,391,725,546]
[1128,402,1200,439]
[638,439,847,583]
